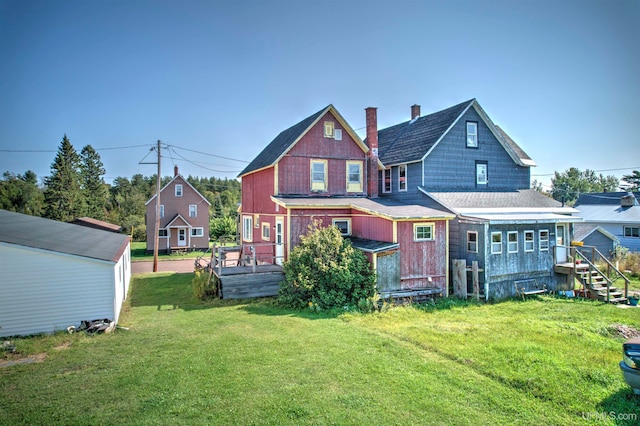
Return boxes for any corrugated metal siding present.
[0,243,120,337]
[424,108,530,191]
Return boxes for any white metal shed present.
[0,210,131,337]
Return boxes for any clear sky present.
[1,0,638,191]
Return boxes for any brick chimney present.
[411,104,421,120]
[365,107,379,198]
[174,165,179,177]
[621,193,638,207]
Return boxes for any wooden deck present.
[213,265,284,299]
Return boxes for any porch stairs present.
[577,269,627,304]
[571,246,630,305]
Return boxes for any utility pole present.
[153,140,161,272]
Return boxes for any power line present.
[169,144,249,163]
[167,148,242,174]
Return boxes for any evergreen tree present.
[80,145,108,220]
[621,170,640,191]
[43,135,85,221]
[551,167,619,206]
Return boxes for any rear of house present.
[0,210,131,337]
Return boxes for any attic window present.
[175,184,183,197]
[324,121,335,138]
[334,129,342,141]
[466,122,478,148]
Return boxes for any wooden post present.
[251,245,256,274]
[452,259,466,299]
[472,261,479,301]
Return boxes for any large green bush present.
[279,221,376,310]
[210,216,237,240]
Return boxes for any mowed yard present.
[1,273,639,425]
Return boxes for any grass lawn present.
[1,274,639,425]
[130,241,211,261]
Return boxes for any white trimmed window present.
[539,230,549,251]
[466,121,478,147]
[524,230,535,252]
[159,204,164,218]
[624,226,640,238]
[324,121,334,138]
[334,129,342,141]
[333,219,352,236]
[262,223,271,240]
[346,161,363,193]
[175,184,183,197]
[476,162,487,185]
[191,227,204,237]
[242,215,253,242]
[189,204,197,218]
[491,232,502,254]
[311,159,328,192]
[467,231,478,253]
[414,223,434,241]
[158,229,168,237]
[383,168,392,193]
[508,231,518,253]
[398,164,407,192]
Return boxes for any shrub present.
[279,220,376,311]
[210,216,237,240]
[192,270,218,300]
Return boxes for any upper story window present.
[414,223,434,241]
[539,230,549,251]
[346,161,363,193]
[189,204,197,218]
[175,184,183,197]
[491,231,502,254]
[332,218,351,236]
[466,121,478,148]
[334,129,342,141]
[507,231,518,253]
[242,215,253,242]
[311,159,328,192]
[476,162,487,186]
[383,169,392,193]
[398,164,407,192]
[624,226,640,238]
[467,231,478,253]
[324,121,334,138]
[159,204,164,218]
[524,230,535,252]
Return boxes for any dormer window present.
[466,122,478,148]
[324,121,335,138]
[175,184,183,197]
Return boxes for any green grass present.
[1,274,639,425]
[130,241,211,261]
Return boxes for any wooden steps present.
[578,270,627,304]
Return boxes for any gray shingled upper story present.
[0,209,130,263]
[239,106,327,177]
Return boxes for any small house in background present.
[574,192,640,253]
[572,223,619,259]
[145,166,211,254]
[0,209,131,337]
[69,217,123,233]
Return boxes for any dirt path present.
[132,259,198,274]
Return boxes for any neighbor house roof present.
[145,174,212,206]
[0,210,130,263]
[372,98,536,167]
[573,223,619,243]
[239,105,373,177]
[573,205,640,224]
[69,217,123,233]
[574,192,640,206]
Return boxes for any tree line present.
[0,135,241,240]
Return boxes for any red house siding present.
[351,212,394,242]
[397,220,448,291]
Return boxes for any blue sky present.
[1,0,638,191]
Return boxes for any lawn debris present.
[610,324,640,339]
[67,319,115,335]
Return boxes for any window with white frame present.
[332,219,351,236]
[334,129,342,141]
[491,232,502,254]
[398,164,407,191]
[189,204,197,218]
[466,121,478,147]
[346,161,363,192]
[159,204,164,218]
[476,162,487,185]
[624,226,640,238]
[175,184,183,197]
[191,227,204,237]
[507,231,518,253]
[262,223,271,240]
[524,230,534,252]
[158,229,168,237]
[324,121,334,138]
[311,159,327,191]
[242,215,253,242]
[467,231,478,253]
[539,230,549,251]
[383,168,392,193]
[414,223,434,241]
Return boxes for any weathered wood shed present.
[0,210,131,337]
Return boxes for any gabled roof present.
[373,99,535,167]
[145,174,211,206]
[69,217,123,233]
[0,210,130,263]
[573,223,619,242]
[165,213,190,228]
[573,204,640,224]
[239,105,372,177]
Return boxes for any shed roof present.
[0,210,130,263]
[573,223,619,242]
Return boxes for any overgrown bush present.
[192,270,218,300]
[616,249,640,277]
[279,220,376,311]
[210,216,237,240]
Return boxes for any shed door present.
[376,250,401,292]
